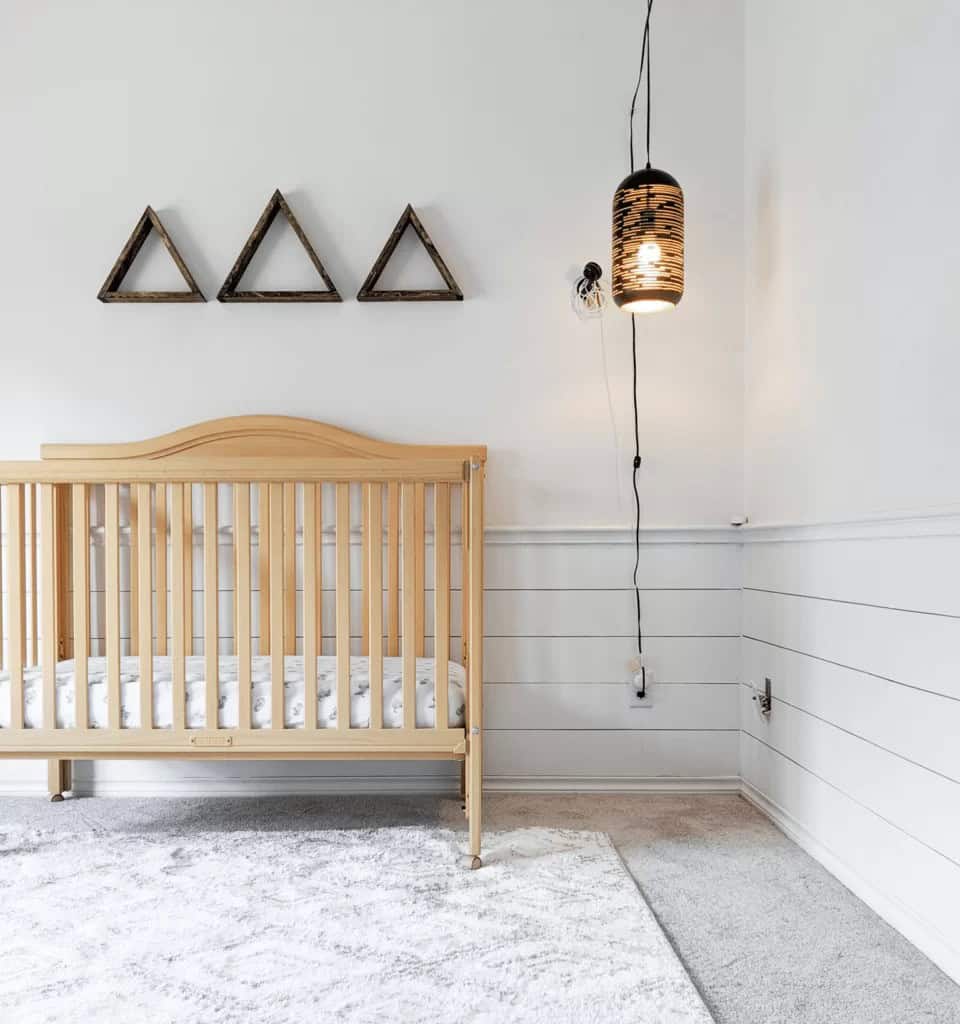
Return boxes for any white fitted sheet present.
[0,656,466,731]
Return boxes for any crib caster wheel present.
[50,794,64,803]
[470,855,482,870]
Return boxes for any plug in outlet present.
[752,677,772,716]
[627,662,653,709]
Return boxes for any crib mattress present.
[0,656,466,731]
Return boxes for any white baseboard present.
[0,781,49,797]
[485,776,740,793]
[740,781,960,985]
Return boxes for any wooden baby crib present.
[0,416,486,866]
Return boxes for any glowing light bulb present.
[637,241,661,265]
[636,241,662,285]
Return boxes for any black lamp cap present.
[615,166,681,191]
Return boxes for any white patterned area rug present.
[0,826,713,1024]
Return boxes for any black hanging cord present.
[628,0,655,173]
[627,0,655,696]
[645,5,652,165]
[630,311,642,655]
[630,314,644,695]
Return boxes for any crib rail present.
[0,418,484,762]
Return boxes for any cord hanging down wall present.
[218,189,342,302]
[357,204,463,302]
[609,0,686,699]
[97,207,205,303]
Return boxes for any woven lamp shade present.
[611,167,684,313]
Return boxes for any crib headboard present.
[0,416,485,759]
[40,414,486,466]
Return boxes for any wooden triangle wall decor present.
[97,207,205,302]
[218,190,342,302]
[357,204,463,302]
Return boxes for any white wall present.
[742,0,960,982]
[0,0,744,529]
[744,0,960,525]
[0,1,745,789]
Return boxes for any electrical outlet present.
[628,672,653,709]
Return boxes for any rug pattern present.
[0,826,713,1023]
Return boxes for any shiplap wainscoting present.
[0,513,742,795]
[739,516,960,984]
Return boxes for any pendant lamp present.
[612,1,684,313]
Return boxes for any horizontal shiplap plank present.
[741,691,960,864]
[486,729,738,779]
[484,589,739,638]
[88,589,464,644]
[485,542,741,590]
[84,588,735,649]
[163,637,464,660]
[484,636,740,684]
[91,543,461,594]
[742,589,960,701]
[742,638,960,783]
[485,683,738,730]
[740,733,960,969]
[744,534,960,617]
[87,534,742,593]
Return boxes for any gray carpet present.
[1,793,957,1023]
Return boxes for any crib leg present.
[47,759,71,802]
[467,747,482,870]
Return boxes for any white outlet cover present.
[628,675,654,709]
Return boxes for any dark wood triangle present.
[97,207,205,303]
[357,204,463,302]
[218,190,342,302]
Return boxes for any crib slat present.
[361,485,369,655]
[367,482,383,730]
[155,483,167,656]
[170,484,186,732]
[401,483,416,731]
[29,484,38,667]
[302,482,318,729]
[129,485,139,657]
[105,484,121,730]
[203,483,218,729]
[314,484,323,656]
[269,483,284,728]
[235,483,252,731]
[56,485,73,660]
[72,484,89,729]
[336,483,351,730]
[258,484,270,656]
[6,485,24,729]
[283,481,296,656]
[460,483,469,666]
[0,488,4,672]
[414,481,425,658]
[183,485,193,657]
[137,483,153,729]
[40,485,57,730]
[434,482,450,731]
[386,481,399,657]
[232,490,239,662]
